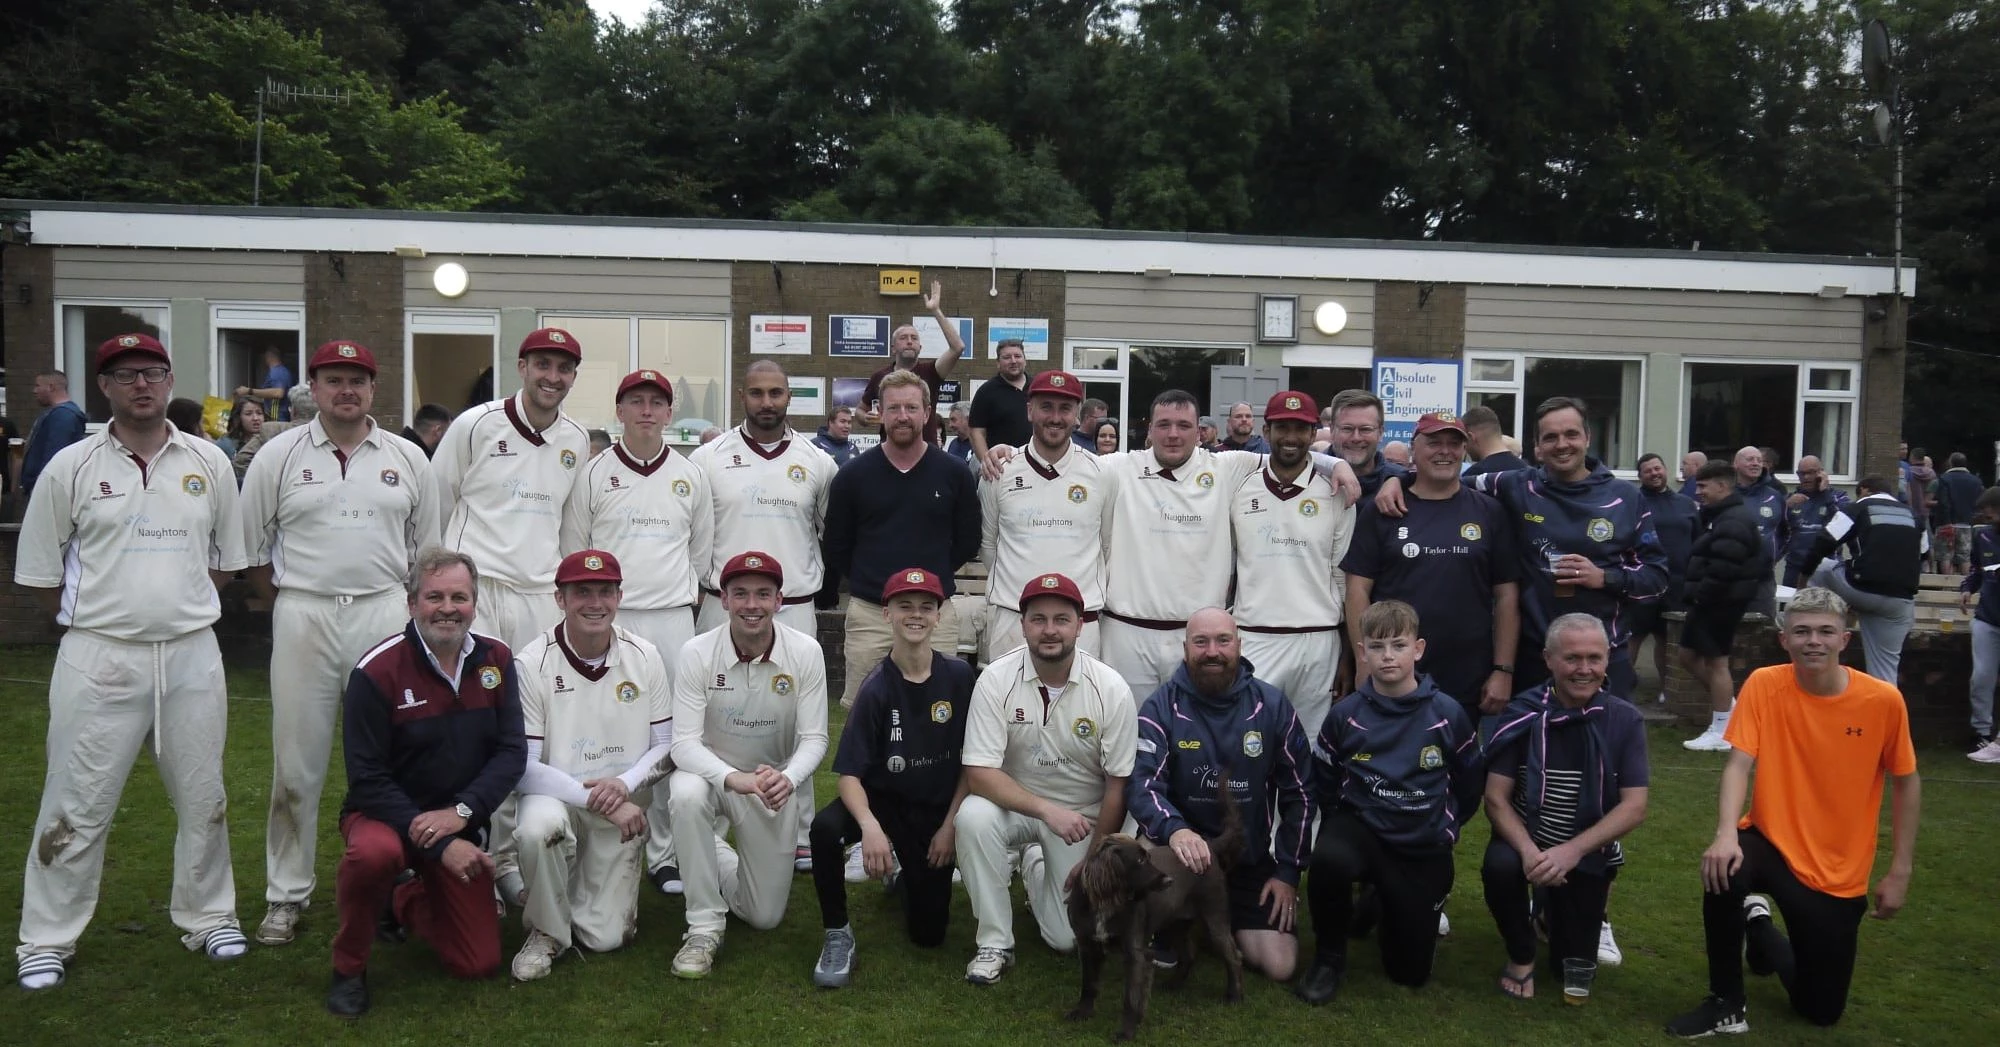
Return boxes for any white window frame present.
[1063,339,1252,435]
[404,308,501,422]
[1678,358,1862,485]
[535,311,733,433]
[54,296,172,375]
[209,302,305,400]
[1463,350,1648,479]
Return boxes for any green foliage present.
[777,114,1098,227]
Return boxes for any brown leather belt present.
[1239,624,1339,635]
[1101,610,1185,631]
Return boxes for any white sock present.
[19,970,61,990]
[1710,710,1731,733]
[209,939,247,959]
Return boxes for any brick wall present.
[1,526,62,645]
[305,253,407,432]
[1860,294,1906,484]
[4,244,56,427]
[728,262,1066,422]
[1372,281,1466,361]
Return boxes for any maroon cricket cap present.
[1265,390,1318,426]
[1027,370,1083,401]
[1019,572,1085,613]
[1414,411,1468,438]
[94,333,171,373]
[308,340,378,377]
[615,369,674,403]
[519,327,581,361]
[719,550,784,590]
[556,549,623,585]
[882,567,945,603]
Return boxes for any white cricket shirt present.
[518,624,672,782]
[433,394,590,591]
[240,418,439,596]
[1100,447,1261,620]
[687,428,833,600]
[670,620,830,790]
[980,444,1107,612]
[1228,461,1356,628]
[560,442,715,610]
[963,646,1136,817]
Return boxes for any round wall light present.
[1313,301,1348,336]
[433,262,469,298]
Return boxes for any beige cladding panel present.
[403,255,731,313]
[52,247,304,300]
[1066,273,1374,345]
[1466,286,1863,359]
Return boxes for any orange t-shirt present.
[1724,665,1918,898]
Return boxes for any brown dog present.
[1065,784,1245,1041]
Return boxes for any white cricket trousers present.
[477,576,560,879]
[984,607,1101,666]
[1098,617,1187,700]
[954,795,1091,953]
[515,793,645,952]
[266,587,407,905]
[617,605,698,874]
[668,770,803,937]
[1239,629,1342,742]
[18,628,238,961]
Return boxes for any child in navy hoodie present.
[1296,600,1481,1006]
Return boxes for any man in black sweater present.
[825,369,980,708]
[1794,477,1926,684]
[1681,460,1772,752]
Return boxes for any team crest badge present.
[1243,730,1264,758]
[788,464,807,483]
[1072,717,1097,741]
[1760,505,1774,518]
[380,469,401,487]
[745,555,764,569]
[1196,472,1215,489]
[1402,542,1422,559]
[1050,374,1068,388]
[615,681,638,704]
[931,700,952,724]
[181,474,207,496]
[1040,575,1060,589]
[560,449,578,470]
[1585,517,1614,542]
[336,344,358,358]
[1299,499,1319,517]
[905,570,926,584]
[1284,395,1302,410]
[1460,523,1482,541]
[546,330,567,343]
[118,334,140,348]
[1067,484,1087,504]
[672,478,692,497]
[479,666,502,690]
[583,554,605,571]
[1418,744,1443,770]
[641,370,658,381]
[772,673,795,697]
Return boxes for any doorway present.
[406,310,500,417]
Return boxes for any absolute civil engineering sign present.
[1372,358,1463,444]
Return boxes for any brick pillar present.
[1860,294,1906,484]
[305,253,406,431]
[4,243,56,426]
[1372,282,1466,360]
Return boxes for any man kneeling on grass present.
[808,567,973,987]
[1482,613,1650,1000]
[1666,586,1921,1037]
[509,550,673,981]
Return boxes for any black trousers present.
[808,795,953,947]
[1705,827,1867,1026]
[1481,839,1616,969]
[1306,809,1454,986]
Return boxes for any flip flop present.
[1498,966,1535,1000]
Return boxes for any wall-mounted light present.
[433,262,469,298]
[1313,301,1349,335]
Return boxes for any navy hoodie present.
[1312,675,1479,854]
[1962,524,2000,629]
[1639,485,1698,578]
[1129,660,1315,883]
[1471,457,1668,651]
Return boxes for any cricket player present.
[956,572,1137,986]
[978,369,1107,661]
[509,550,673,981]
[667,551,830,979]
[1227,391,1356,739]
[241,339,440,946]
[560,368,713,893]
[15,333,251,991]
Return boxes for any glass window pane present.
[412,333,498,413]
[637,318,729,428]
[1469,357,1516,384]
[1523,357,1643,469]
[218,329,303,421]
[1685,362,1799,468]
[1465,391,1519,439]
[1069,345,1120,372]
[1803,400,1853,478]
[63,303,167,422]
[540,315,631,431]
[1126,346,1246,425]
[1807,367,1853,392]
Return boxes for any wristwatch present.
[1492,663,1515,675]
[454,802,473,820]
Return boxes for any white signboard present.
[912,316,974,360]
[749,314,811,355]
[986,317,1051,360]
[788,377,827,417]
[1371,358,1463,444]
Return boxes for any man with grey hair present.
[1733,447,1789,622]
[1666,586,1919,1037]
[233,384,319,480]
[1483,612,1650,999]
[1218,401,1270,453]
[1679,451,1708,500]
[1381,441,1412,468]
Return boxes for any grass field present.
[0,643,1995,1046]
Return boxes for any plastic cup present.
[1547,550,1576,598]
[1562,957,1597,1005]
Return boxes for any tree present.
[777,113,1098,226]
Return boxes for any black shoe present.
[1294,961,1344,1006]
[1664,995,1748,1038]
[377,870,411,944]
[1348,884,1381,938]
[650,864,683,895]
[1149,933,1178,970]
[326,971,370,1018]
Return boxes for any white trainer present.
[257,902,303,946]
[673,931,723,979]
[964,946,1014,986]
[511,928,563,981]
[1597,921,1623,966]
[844,844,869,883]
[1969,739,2000,764]
[1683,729,1731,752]
[1437,910,1451,937]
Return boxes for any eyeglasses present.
[107,367,170,385]
[1334,425,1380,438]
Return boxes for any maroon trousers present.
[332,813,500,979]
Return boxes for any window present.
[1683,362,1859,480]
[60,301,169,421]
[1464,353,1645,471]
[212,305,303,421]
[539,314,729,435]
[408,310,500,417]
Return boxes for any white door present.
[1209,365,1291,417]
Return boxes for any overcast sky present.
[588,0,656,26]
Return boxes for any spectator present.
[1933,452,1984,575]
[20,371,89,501]
[1631,453,1699,698]
[166,398,207,437]
[1217,401,1270,453]
[1679,451,1707,500]
[1381,440,1412,467]
[1460,405,1524,477]
[812,405,861,467]
[214,397,265,460]
[699,426,722,444]
[1092,417,1121,455]
[587,429,613,458]
[1793,476,1925,683]
[943,402,976,465]
[1902,446,1936,568]
[236,346,295,421]
[1682,460,1774,752]
[1782,456,1849,587]
[968,338,1032,460]
[1962,487,2000,760]
[1198,416,1220,450]
[1732,446,1789,622]
[1074,397,1107,453]
[1755,446,1789,495]
[859,281,965,445]
[398,402,452,459]
[233,385,318,482]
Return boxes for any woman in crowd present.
[215,397,265,460]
